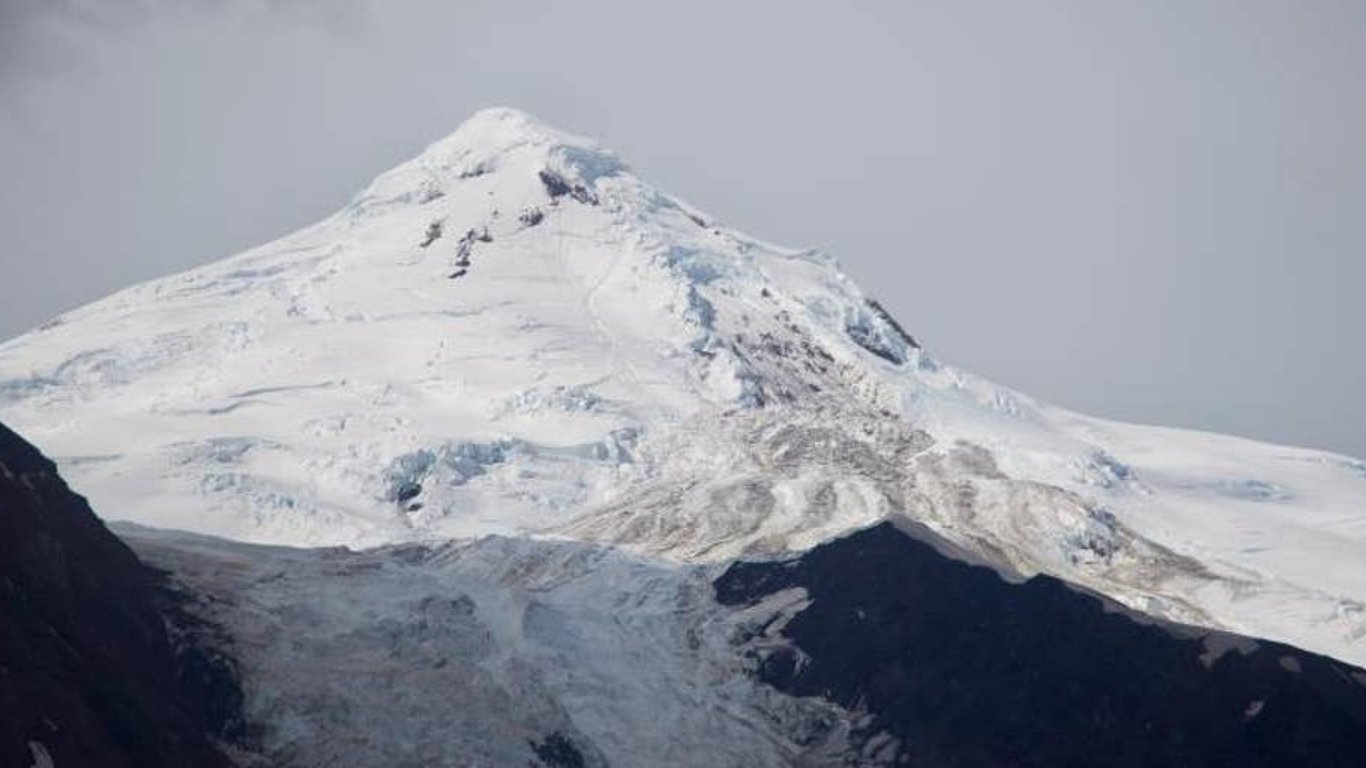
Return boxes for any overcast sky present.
[1,0,1362,458]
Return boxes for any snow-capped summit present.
[2,108,1364,668]
[352,106,625,215]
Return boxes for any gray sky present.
[1,0,1363,459]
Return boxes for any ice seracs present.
[1,107,1364,668]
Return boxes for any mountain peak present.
[352,107,629,218]
[2,109,1364,672]
[444,106,580,145]
[422,107,593,164]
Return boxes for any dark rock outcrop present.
[519,206,545,227]
[0,422,241,768]
[539,169,598,205]
[865,298,919,350]
[716,521,1366,767]
[530,731,587,768]
[419,220,443,248]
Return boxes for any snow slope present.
[1,107,1363,667]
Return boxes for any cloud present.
[0,0,366,89]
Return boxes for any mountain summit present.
[1,108,1364,677]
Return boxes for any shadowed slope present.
[717,522,1366,767]
[0,422,240,767]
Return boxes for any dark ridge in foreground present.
[0,422,242,768]
[715,521,1366,768]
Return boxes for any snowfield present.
[2,107,1364,676]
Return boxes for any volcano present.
[2,108,1364,766]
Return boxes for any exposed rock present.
[419,220,443,248]
[530,731,588,768]
[459,162,491,179]
[716,522,1366,768]
[539,168,572,198]
[519,206,545,227]
[539,169,599,205]
[865,298,919,350]
[0,422,242,768]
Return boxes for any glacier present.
[1,107,1365,763]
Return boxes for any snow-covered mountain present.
[1,104,1364,719]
